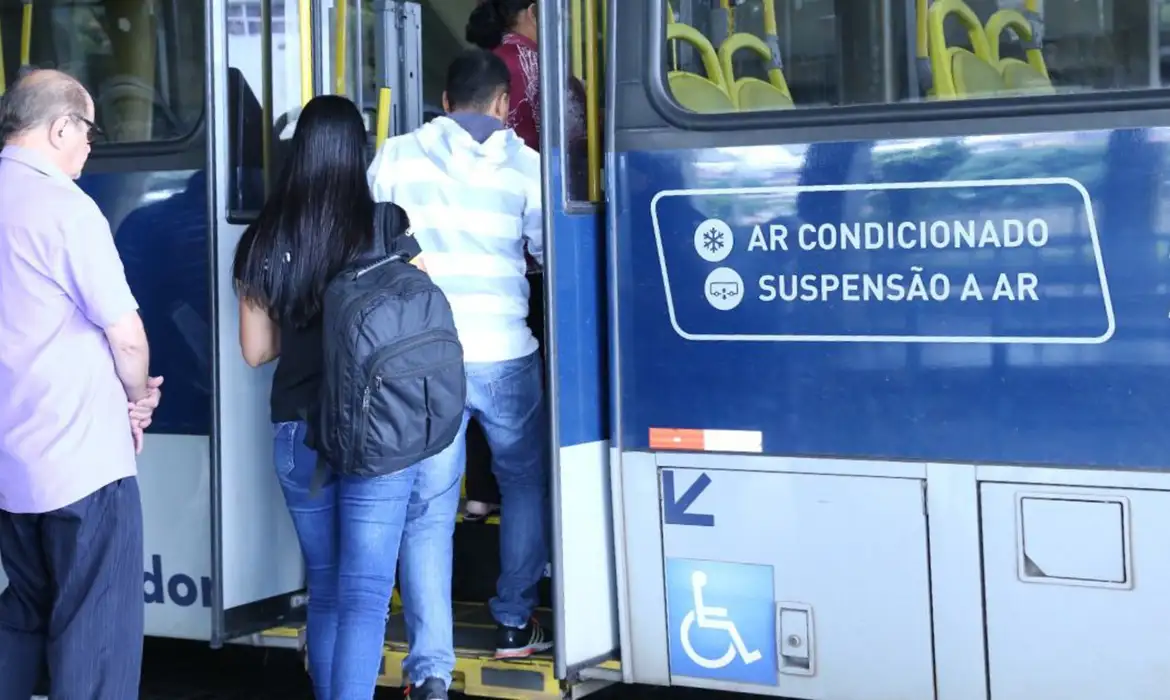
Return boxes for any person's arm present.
[499,44,541,151]
[239,297,280,367]
[60,208,151,400]
[521,154,545,267]
[368,138,400,203]
[105,312,151,401]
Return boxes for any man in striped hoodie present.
[368,48,552,691]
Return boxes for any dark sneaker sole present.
[494,640,554,659]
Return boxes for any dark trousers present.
[0,477,144,700]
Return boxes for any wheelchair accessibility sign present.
[665,558,777,685]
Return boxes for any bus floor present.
[134,633,745,700]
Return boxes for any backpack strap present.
[310,454,330,498]
[297,406,331,498]
[373,201,422,263]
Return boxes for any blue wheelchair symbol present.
[665,558,777,685]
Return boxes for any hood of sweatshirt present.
[411,114,527,183]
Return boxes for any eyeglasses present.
[70,114,103,144]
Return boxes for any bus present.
[4,0,1170,699]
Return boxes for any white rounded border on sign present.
[704,267,744,311]
[695,219,734,263]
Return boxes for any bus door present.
[207,0,331,646]
[540,0,621,680]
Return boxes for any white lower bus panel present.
[981,481,1170,700]
[656,468,935,699]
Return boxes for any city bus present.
[4,1,1170,699]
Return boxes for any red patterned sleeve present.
[493,41,542,152]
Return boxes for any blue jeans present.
[420,350,549,628]
[273,420,463,699]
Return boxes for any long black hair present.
[232,95,374,328]
[466,0,536,50]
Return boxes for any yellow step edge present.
[262,625,621,700]
[262,626,301,638]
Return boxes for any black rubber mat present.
[385,601,554,659]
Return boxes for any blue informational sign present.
[650,178,1113,344]
[613,129,1170,468]
[665,558,777,686]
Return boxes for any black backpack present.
[311,202,466,478]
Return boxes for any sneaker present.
[462,499,499,522]
[407,677,448,700]
[495,617,554,659]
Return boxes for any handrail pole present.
[333,0,348,93]
[583,0,600,201]
[298,0,313,105]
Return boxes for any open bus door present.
[539,0,622,684]
[206,0,327,646]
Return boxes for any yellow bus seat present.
[666,22,733,112]
[717,32,793,111]
[734,78,793,110]
[927,0,1003,99]
[984,9,1053,95]
[950,48,1006,97]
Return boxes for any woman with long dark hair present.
[230,95,441,700]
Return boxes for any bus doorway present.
[314,0,619,696]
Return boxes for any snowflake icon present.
[694,218,733,262]
[702,227,725,253]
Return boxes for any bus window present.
[659,0,1166,114]
[225,0,309,218]
[563,0,599,203]
[0,0,204,143]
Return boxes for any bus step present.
[379,602,558,699]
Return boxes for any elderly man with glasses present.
[0,68,162,699]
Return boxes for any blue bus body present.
[604,4,1170,699]
[613,128,1170,468]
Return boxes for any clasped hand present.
[127,376,164,454]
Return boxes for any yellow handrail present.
[918,0,1042,67]
[761,0,777,37]
[719,0,733,33]
[20,0,32,66]
[298,0,312,105]
[927,0,993,99]
[333,0,348,94]
[666,0,677,71]
[0,21,7,97]
[584,0,600,201]
[375,86,391,149]
[916,0,928,62]
[570,0,583,79]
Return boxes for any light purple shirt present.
[0,146,140,514]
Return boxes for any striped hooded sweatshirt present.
[368,113,543,363]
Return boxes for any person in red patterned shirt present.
[465,0,587,157]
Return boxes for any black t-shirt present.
[267,207,421,424]
[270,314,323,423]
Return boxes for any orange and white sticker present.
[649,428,763,453]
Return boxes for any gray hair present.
[0,68,90,143]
